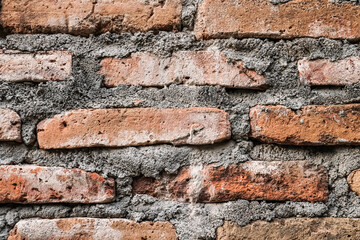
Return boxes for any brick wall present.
[1,0,360,239]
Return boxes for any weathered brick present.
[347,169,360,197]
[217,218,360,240]
[0,50,72,82]
[99,51,267,89]
[132,161,328,203]
[8,218,177,240]
[1,0,181,35]
[298,57,360,86]
[0,109,21,142]
[37,108,231,149]
[250,104,360,145]
[195,0,360,40]
[0,165,115,204]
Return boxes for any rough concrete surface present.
[1,1,360,239]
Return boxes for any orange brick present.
[100,51,267,89]
[195,0,360,40]
[0,165,115,204]
[0,50,72,82]
[347,169,360,197]
[1,0,181,35]
[298,57,360,86]
[8,218,177,240]
[132,161,328,203]
[37,108,231,149]
[250,104,360,145]
[217,218,360,240]
[0,109,21,142]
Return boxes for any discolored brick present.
[217,218,360,240]
[0,165,115,204]
[0,109,21,142]
[298,57,360,86]
[8,218,177,240]
[0,50,71,82]
[100,51,267,89]
[1,0,181,35]
[132,161,328,203]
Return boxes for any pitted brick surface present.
[8,218,177,240]
[0,165,115,204]
[217,218,360,240]
[298,57,360,86]
[37,108,231,149]
[133,161,328,203]
[1,0,181,35]
[0,51,72,82]
[0,109,21,142]
[195,0,360,40]
[100,51,267,89]
[250,104,360,145]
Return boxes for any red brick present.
[217,218,360,240]
[132,161,328,203]
[99,51,267,89]
[1,0,181,35]
[298,57,360,86]
[250,104,360,145]
[0,50,72,82]
[0,109,21,142]
[195,0,360,40]
[0,165,115,204]
[37,108,231,149]
[8,218,177,240]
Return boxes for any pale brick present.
[0,109,21,142]
[0,50,72,82]
[100,51,267,89]
[217,218,360,240]
[298,57,360,86]
[8,218,177,240]
[0,165,115,204]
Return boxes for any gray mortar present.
[1,1,360,239]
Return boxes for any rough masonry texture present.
[298,57,360,86]
[0,165,115,204]
[2,0,360,239]
[195,0,360,40]
[100,51,267,89]
[217,218,360,240]
[0,50,72,82]
[8,218,177,240]
[133,161,328,203]
[250,104,360,145]
[0,109,21,142]
[0,0,182,35]
[37,108,231,149]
